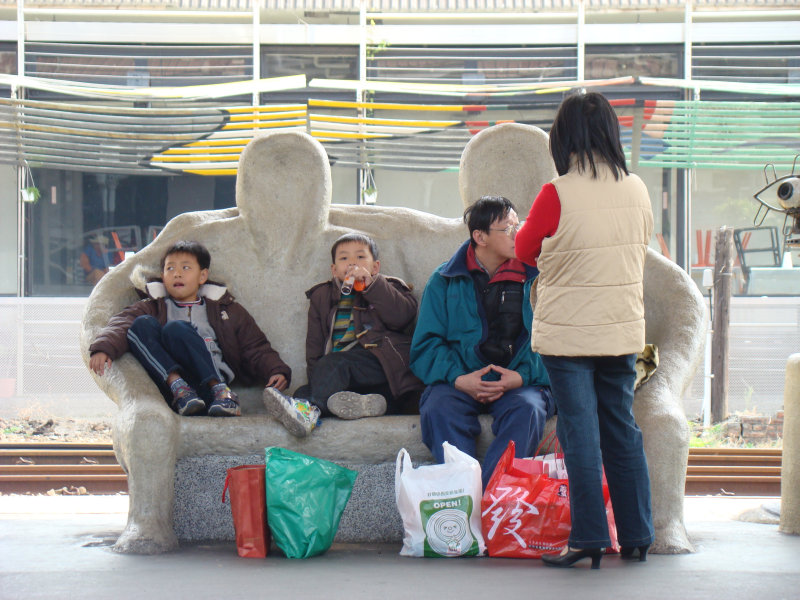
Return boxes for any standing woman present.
[515,91,655,569]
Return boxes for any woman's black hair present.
[549,91,629,180]
[463,195,516,247]
[160,240,211,271]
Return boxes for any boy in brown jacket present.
[89,240,291,417]
[263,233,423,437]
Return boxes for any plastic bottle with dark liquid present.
[341,275,366,295]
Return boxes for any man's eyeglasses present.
[489,223,522,237]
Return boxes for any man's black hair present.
[330,232,379,263]
[549,91,629,181]
[463,195,516,247]
[160,240,211,271]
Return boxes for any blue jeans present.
[419,383,554,488]
[541,354,654,550]
[127,315,223,403]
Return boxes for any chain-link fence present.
[686,297,800,418]
[1,296,797,421]
[0,298,116,419]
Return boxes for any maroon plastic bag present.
[222,464,271,558]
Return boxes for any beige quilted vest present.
[531,163,654,357]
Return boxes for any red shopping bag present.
[222,464,271,558]
[481,439,620,558]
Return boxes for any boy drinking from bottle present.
[263,233,423,437]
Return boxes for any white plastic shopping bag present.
[395,442,486,557]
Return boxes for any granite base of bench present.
[174,455,418,544]
[172,412,532,545]
[171,410,503,545]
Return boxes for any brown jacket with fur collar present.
[89,280,291,387]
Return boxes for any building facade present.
[1,0,799,298]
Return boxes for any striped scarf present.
[331,292,357,351]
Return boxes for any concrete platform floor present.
[1,495,799,600]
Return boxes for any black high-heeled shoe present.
[619,544,650,562]
[542,547,603,569]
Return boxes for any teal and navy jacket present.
[410,240,550,387]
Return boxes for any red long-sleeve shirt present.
[515,183,562,267]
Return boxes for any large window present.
[367,45,577,85]
[24,43,252,89]
[585,44,682,79]
[262,45,358,102]
[23,169,236,296]
[693,43,800,85]
[0,43,15,76]
[0,42,15,103]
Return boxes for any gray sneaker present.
[327,391,387,420]
[263,387,320,437]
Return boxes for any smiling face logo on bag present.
[395,444,486,558]
[420,496,479,557]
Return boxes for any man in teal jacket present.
[411,195,553,487]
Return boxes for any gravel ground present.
[1,416,781,447]
[1,418,115,496]
[0,417,112,445]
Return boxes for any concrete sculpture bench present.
[80,125,705,555]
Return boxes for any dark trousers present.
[541,353,654,549]
[127,315,222,403]
[295,346,393,416]
[419,383,554,489]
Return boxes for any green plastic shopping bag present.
[264,446,358,559]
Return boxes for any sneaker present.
[170,379,206,416]
[263,387,320,437]
[327,391,386,420]
[208,384,241,417]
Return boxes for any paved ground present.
[1,299,797,597]
[1,495,798,600]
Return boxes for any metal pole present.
[17,0,24,79]
[576,0,585,81]
[676,168,687,269]
[677,2,693,274]
[684,0,692,84]
[631,103,643,172]
[15,0,26,390]
[252,0,260,109]
[16,0,25,299]
[16,164,24,299]
[357,0,367,205]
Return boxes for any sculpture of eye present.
[775,177,800,211]
[751,156,800,250]
[753,157,800,217]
